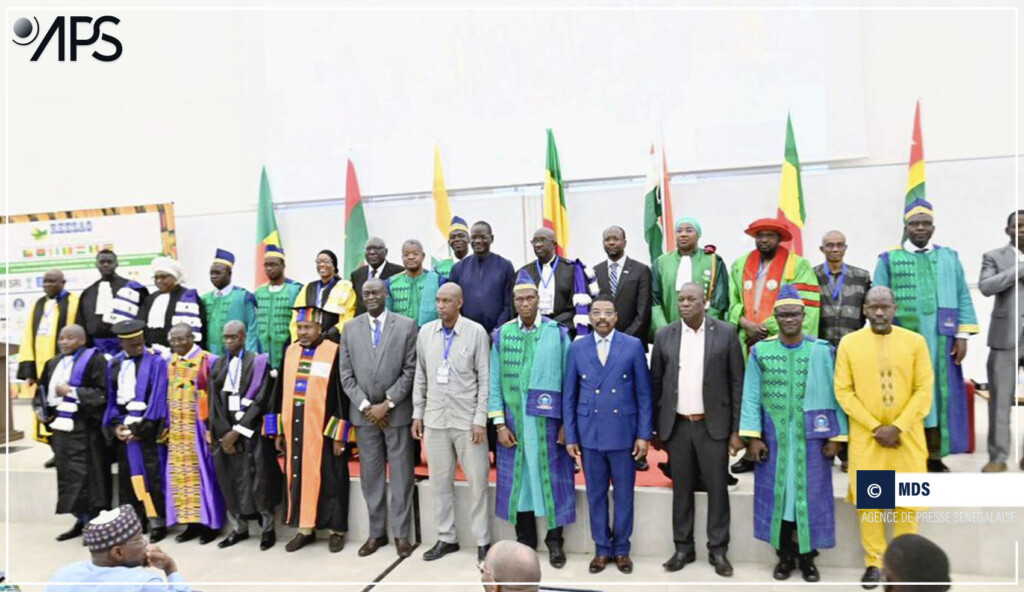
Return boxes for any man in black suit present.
[593,226,652,347]
[651,282,745,578]
[351,237,404,315]
[518,228,580,337]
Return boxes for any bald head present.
[437,282,462,300]
[222,320,246,356]
[436,282,463,325]
[531,227,558,264]
[820,229,848,266]
[483,541,540,592]
[42,269,66,298]
[168,323,195,357]
[865,285,895,306]
[57,324,86,355]
[365,236,388,267]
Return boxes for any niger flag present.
[543,129,570,256]
[776,114,805,255]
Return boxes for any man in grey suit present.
[338,278,418,557]
[978,210,1023,472]
[651,282,746,577]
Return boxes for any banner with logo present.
[1,203,176,343]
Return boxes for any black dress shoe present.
[727,475,739,487]
[149,527,167,543]
[731,457,754,474]
[799,556,820,582]
[199,527,219,545]
[285,531,316,552]
[359,536,388,557]
[478,544,491,562]
[861,566,881,589]
[548,543,567,569]
[662,551,696,572]
[56,522,84,542]
[657,461,672,479]
[175,524,202,543]
[329,533,345,553]
[709,551,733,577]
[260,531,276,551]
[44,456,57,469]
[217,531,249,549]
[773,558,795,580]
[927,459,951,473]
[423,540,459,561]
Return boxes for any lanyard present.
[536,257,559,289]
[441,326,456,362]
[228,351,243,389]
[829,264,847,302]
[316,278,337,307]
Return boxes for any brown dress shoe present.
[329,533,345,553]
[358,536,387,557]
[285,532,316,552]
[588,554,610,574]
[982,461,1007,473]
[395,538,413,558]
[615,555,633,574]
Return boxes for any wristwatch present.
[386,397,396,410]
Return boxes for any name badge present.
[228,395,241,412]
[539,291,554,314]
[310,361,332,378]
[436,363,450,385]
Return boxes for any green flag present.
[643,145,664,265]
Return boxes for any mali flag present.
[542,129,569,256]
[776,114,806,255]
[255,166,282,285]
[433,145,453,238]
[343,159,370,278]
[643,144,664,265]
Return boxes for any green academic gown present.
[202,286,259,356]
[651,247,729,335]
[727,248,820,349]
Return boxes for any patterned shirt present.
[814,263,871,348]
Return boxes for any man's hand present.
[632,439,649,461]
[873,425,901,448]
[25,378,36,388]
[55,383,70,397]
[411,419,424,441]
[823,441,843,459]
[557,425,565,446]
[740,318,767,345]
[220,430,240,450]
[274,435,284,453]
[332,440,346,456]
[497,425,517,448]
[952,338,968,365]
[471,425,486,444]
[651,434,664,451]
[115,424,132,442]
[364,402,390,428]
[566,443,582,460]
[728,432,747,456]
[144,545,178,576]
[747,438,769,462]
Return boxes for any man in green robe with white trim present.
[201,249,259,356]
[873,198,978,471]
[651,217,729,334]
[253,245,302,371]
[387,239,441,327]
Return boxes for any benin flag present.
[543,129,570,256]
[255,166,282,285]
[906,100,926,208]
[643,144,664,265]
[343,159,370,278]
[776,114,806,255]
[433,145,452,238]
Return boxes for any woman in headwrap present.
[292,249,356,343]
[138,257,205,353]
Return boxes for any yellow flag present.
[433,145,452,238]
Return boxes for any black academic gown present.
[208,351,282,517]
[138,284,206,350]
[79,275,150,345]
[34,349,111,516]
[519,256,578,336]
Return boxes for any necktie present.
[609,262,619,297]
[598,338,609,365]
[372,319,381,348]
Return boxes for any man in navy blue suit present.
[563,294,653,575]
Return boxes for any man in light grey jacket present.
[979,210,1024,472]
[338,278,418,557]
[412,283,492,563]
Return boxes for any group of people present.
[22,202,1019,589]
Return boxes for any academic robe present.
[488,318,576,529]
[209,350,281,518]
[138,285,205,352]
[434,257,465,281]
[104,348,169,521]
[79,276,150,356]
[386,270,441,327]
[448,253,516,334]
[293,278,356,343]
[739,337,848,554]
[34,347,111,516]
[17,291,80,382]
[651,247,730,333]
[834,326,933,506]
[727,248,820,350]
[164,348,225,528]
[202,286,260,356]
[873,245,979,456]
[269,338,350,531]
[518,258,578,335]
[254,279,303,370]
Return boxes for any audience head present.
[84,505,146,568]
[481,540,541,592]
[883,534,951,592]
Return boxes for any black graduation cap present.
[112,319,146,339]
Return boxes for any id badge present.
[228,395,241,412]
[539,291,554,314]
[436,363,450,385]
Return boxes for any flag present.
[661,144,676,252]
[542,129,570,256]
[905,100,926,209]
[254,166,282,285]
[343,159,370,278]
[643,144,664,265]
[433,145,453,239]
[776,114,806,255]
